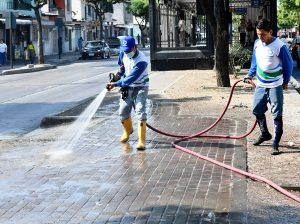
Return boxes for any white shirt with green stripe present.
[248,37,293,88]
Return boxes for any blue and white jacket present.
[115,50,149,88]
[248,37,293,88]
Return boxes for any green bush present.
[229,44,252,76]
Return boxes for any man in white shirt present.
[244,19,293,155]
[178,15,186,47]
[0,39,7,66]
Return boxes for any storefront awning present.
[229,0,263,8]
[0,18,32,25]
[114,24,133,29]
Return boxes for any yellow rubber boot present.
[136,121,146,150]
[120,117,133,143]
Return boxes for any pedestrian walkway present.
[0,100,248,224]
[1,69,300,224]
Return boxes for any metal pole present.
[10,12,13,69]
[149,0,157,70]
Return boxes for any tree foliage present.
[278,0,300,29]
[127,0,148,19]
[127,0,148,47]
[83,0,127,39]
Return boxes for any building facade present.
[0,0,34,60]
[112,2,133,37]
[0,0,136,60]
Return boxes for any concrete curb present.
[40,96,95,128]
[1,64,57,76]
[40,116,77,127]
[40,91,120,128]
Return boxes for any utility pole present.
[5,12,16,69]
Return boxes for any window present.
[49,0,56,9]
[88,5,91,16]
[65,27,69,41]
[16,0,31,10]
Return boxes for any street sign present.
[5,12,16,29]
[234,8,247,15]
[251,0,261,8]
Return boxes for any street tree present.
[199,0,230,87]
[278,0,300,30]
[83,0,127,40]
[19,0,47,64]
[127,0,148,48]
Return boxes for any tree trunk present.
[140,26,146,48]
[35,8,44,64]
[198,0,230,86]
[215,0,230,87]
[141,32,145,48]
[100,19,104,40]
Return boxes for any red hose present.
[147,80,257,140]
[146,79,300,203]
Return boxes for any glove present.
[109,72,121,82]
[243,75,252,83]
[106,82,117,91]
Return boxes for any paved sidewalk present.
[0,100,248,224]
[0,67,300,223]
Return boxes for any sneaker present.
[271,146,280,155]
[253,133,272,146]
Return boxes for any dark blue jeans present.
[252,85,283,120]
[0,52,6,65]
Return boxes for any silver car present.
[105,37,121,56]
[82,40,111,60]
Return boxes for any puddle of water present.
[47,89,108,159]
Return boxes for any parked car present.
[109,44,120,56]
[278,37,293,49]
[105,37,120,56]
[289,36,300,68]
[81,40,111,60]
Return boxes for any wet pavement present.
[0,97,249,223]
[0,58,300,223]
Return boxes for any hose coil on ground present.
[146,80,300,203]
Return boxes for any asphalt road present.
[0,51,149,139]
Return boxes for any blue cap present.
[120,36,136,52]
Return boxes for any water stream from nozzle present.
[48,89,108,159]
